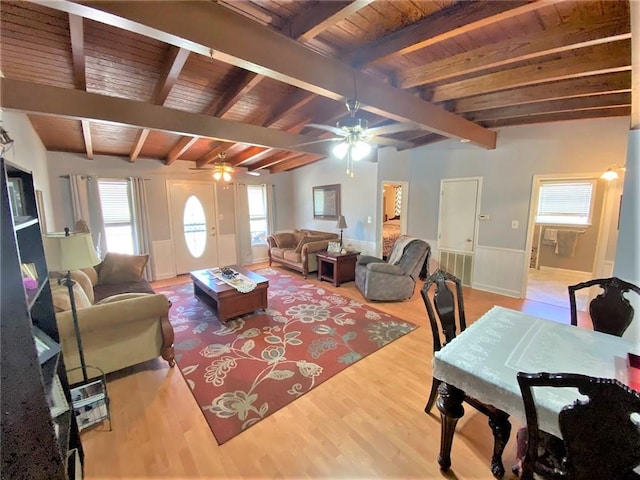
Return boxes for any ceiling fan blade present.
[369,136,415,149]
[304,124,346,136]
[288,137,343,148]
[367,123,420,137]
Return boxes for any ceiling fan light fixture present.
[222,171,232,182]
[352,140,371,161]
[213,170,222,181]
[333,141,349,159]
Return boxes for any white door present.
[438,178,480,252]
[169,181,219,274]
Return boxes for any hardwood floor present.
[81,264,589,479]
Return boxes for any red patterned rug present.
[157,267,417,444]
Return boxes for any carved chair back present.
[568,277,640,336]
[421,269,466,353]
[517,372,640,480]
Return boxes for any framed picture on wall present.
[313,184,340,220]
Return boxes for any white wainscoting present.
[602,260,615,277]
[152,240,176,280]
[472,245,526,298]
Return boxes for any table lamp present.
[43,228,100,382]
[336,215,347,247]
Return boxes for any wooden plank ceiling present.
[0,0,633,173]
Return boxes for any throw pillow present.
[69,269,94,304]
[98,252,149,285]
[51,281,92,313]
[295,236,322,253]
[80,266,99,287]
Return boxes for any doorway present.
[524,174,620,310]
[168,181,219,274]
[380,181,408,259]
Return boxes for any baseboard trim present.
[472,282,520,298]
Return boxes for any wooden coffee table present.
[190,266,269,322]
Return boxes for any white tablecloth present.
[433,306,636,437]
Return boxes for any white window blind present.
[98,179,134,254]
[248,184,268,245]
[98,180,131,224]
[536,181,595,225]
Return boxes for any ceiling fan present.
[303,99,416,177]
[189,152,260,181]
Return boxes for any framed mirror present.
[313,184,340,220]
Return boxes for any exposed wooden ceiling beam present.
[80,120,93,159]
[467,92,631,122]
[290,0,374,43]
[205,71,264,117]
[269,153,321,173]
[68,13,86,90]
[261,89,315,127]
[226,146,269,166]
[153,46,190,105]
[130,46,190,162]
[453,71,632,113]
[397,13,630,89]
[129,128,149,163]
[196,142,235,168]
[0,79,336,158]
[39,0,495,148]
[432,41,631,103]
[349,0,547,67]
[166,136,198,165]
[480,106,631,128]
[68,12,94,160]
[399,133,446,151]
[248,152,290,171]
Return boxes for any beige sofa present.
[51,253,175,384]
[267,229,339,278]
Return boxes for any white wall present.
[0,111,53,229]
[45,151,293,240]
[291,154,379,255]
[614,129,640,342]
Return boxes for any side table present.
[316,251,360,287]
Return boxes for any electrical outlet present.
[511,220,519,229]
[367,216,372,224]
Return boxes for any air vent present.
[438,250,473,286]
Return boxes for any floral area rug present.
[157,267,417,444]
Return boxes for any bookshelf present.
[0,157,84,479]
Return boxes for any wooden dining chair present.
[421,269,511,478]
[568,277,640,336]
[516,372,640,480]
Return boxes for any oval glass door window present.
[183,195,207,258]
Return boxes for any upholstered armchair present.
[355,236,431,301]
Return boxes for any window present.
[247,185,268,245]
[183,195,207,258]
[97,179,134,254]
[536,180,596,225]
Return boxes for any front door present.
[169,181,219,274]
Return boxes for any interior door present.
[169,181,219,274]
[438,178,480,252]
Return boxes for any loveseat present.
[267,229,339,277]
[51,252,175,384]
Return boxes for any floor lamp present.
[43,228,100,382]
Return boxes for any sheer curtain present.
[69,174,106,258]
[235,182,252,266]
[130,177,153,280]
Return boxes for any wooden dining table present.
[432,305,637,477]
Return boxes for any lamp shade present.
[43,232,100,272]
[336,215,347,230]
